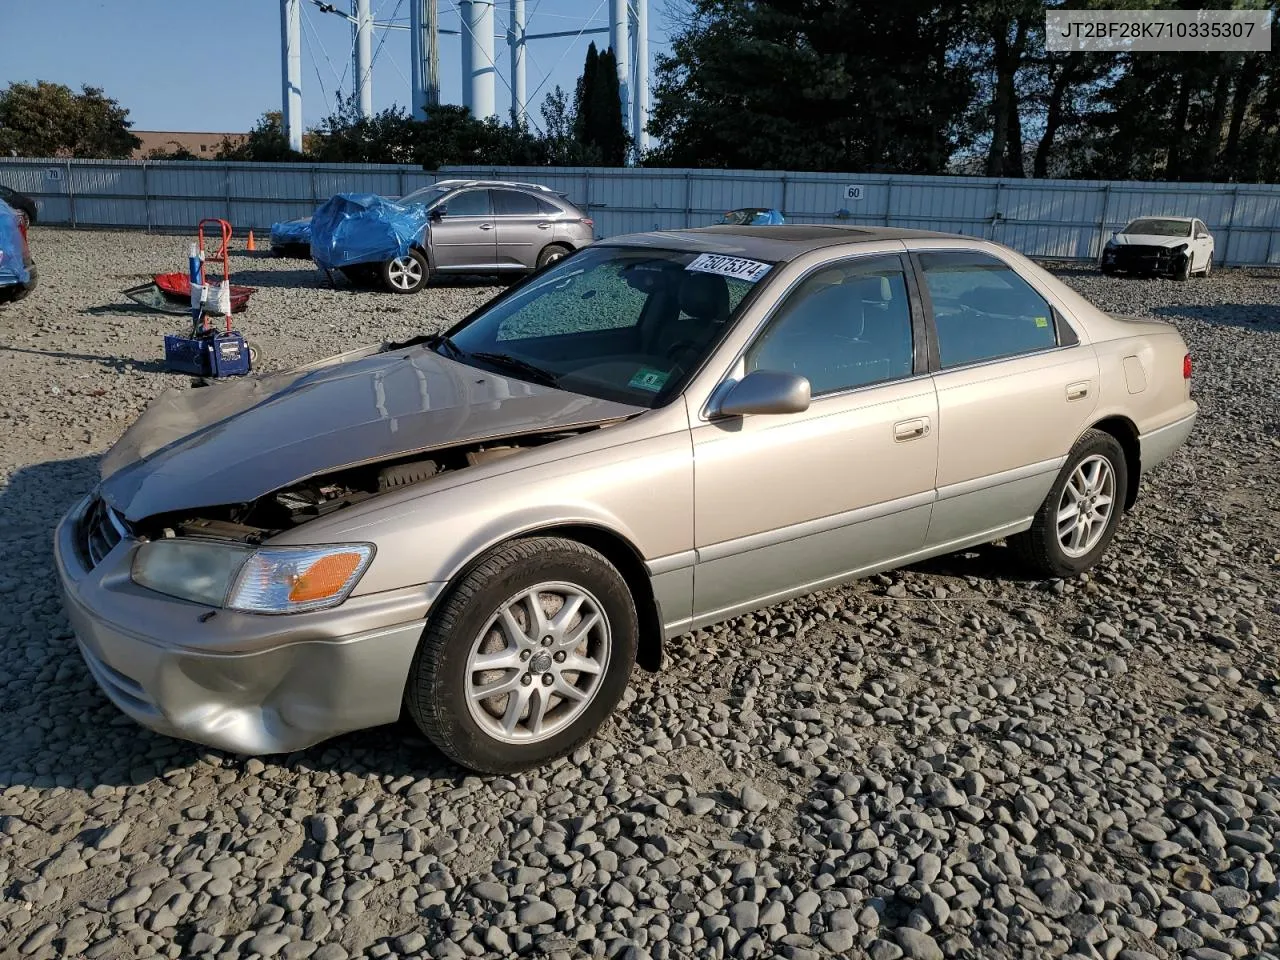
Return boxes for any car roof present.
[602,224,965,262]
[1127,215,1195,223]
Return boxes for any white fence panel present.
[4,157,1280,265]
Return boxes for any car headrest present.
[679,272,730,323]
[843,274,893,302]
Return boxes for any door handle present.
[893,417,930,441]
[536,222,552,230]
[478,222,493,230]
[1066,381,1090,401]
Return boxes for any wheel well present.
[444,525,665,673]
[536,524,664,672]
[1090,415,1141,510]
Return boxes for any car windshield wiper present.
[467,351,560,386]
[427,333,465,359]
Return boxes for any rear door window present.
[918,252,1060,369]
[492,190,542,216]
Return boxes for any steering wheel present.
[664,339,699,362]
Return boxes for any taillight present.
[17,215,29,259]
[580,217,593,228]
[1183,353,1192,379]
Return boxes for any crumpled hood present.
[1108,234,1190,249]
[100,343,641,522]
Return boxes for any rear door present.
[491,189,552,271]
[429,188,496,271]
[911,248,1099,548]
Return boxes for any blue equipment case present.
[164,330,251,378]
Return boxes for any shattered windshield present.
[1123,219,1192,237]
[438,246,770,407]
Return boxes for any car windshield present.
[398,185,450,207]
[439,245,771,407]
[1123,218,1192,237]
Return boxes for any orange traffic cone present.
[247,230,256,251]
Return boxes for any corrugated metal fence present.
[4,157,1280,265]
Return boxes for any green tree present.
[0,80,141,158]
[648,1,975,173]
[216,111,307,161]
[572,43,629,165]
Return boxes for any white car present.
[1101,216,1214,280]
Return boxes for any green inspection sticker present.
[629,367,670,392]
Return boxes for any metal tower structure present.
[280,0,303,152]
[284,0,652,155]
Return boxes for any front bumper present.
[54,495,442,754]
[1102,244,1188,275]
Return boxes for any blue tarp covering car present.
[309,193,431,270]
[269,217,313,257]
[0,201,34,302]
[718,208,785,226]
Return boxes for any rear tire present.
[1201,256,1213,278]
[1010,429,1128,579]
[405,537,638,773]
[536,244,571,270]
[382,249,429,294]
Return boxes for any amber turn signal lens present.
[288,552,366,602]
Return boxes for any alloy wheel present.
[387,255,423,291]
[464,581,611,743]
[1056,454,1116,558]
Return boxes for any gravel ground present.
[0,229,1277,960]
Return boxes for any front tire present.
[1173,255,1191,281]
[405,537,638,773]
[1010,429,1128,579]
[382,249,428,294]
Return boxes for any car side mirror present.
[429,207,444,221]
[715,370,811,418]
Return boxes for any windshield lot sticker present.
[1035,316,1050,328]
[629,367,670,392]
[686,253,771,282]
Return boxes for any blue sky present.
[3,0,674,133]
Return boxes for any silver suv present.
[380,179,595,293]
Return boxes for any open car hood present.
[99,343,642,522]
[1111,234,1190,248]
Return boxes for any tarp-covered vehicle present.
[0,201,37,304]
[270,217,313,259]
[309,193,432,291]
[309,180,595,294]
[718,208,785,226]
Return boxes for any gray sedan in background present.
[56,224,1197,772]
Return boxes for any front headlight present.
[1104,239,1117,249]
[132,540,252,607]
[132,540,374,614]
[1173,243,1188,253]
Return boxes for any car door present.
[491,188,552,271]
[428,188,496,271]
[911,248,1099,548]
[1192,220,1213,270]
[688,253,939,625]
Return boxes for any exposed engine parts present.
[131,428,606,543]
